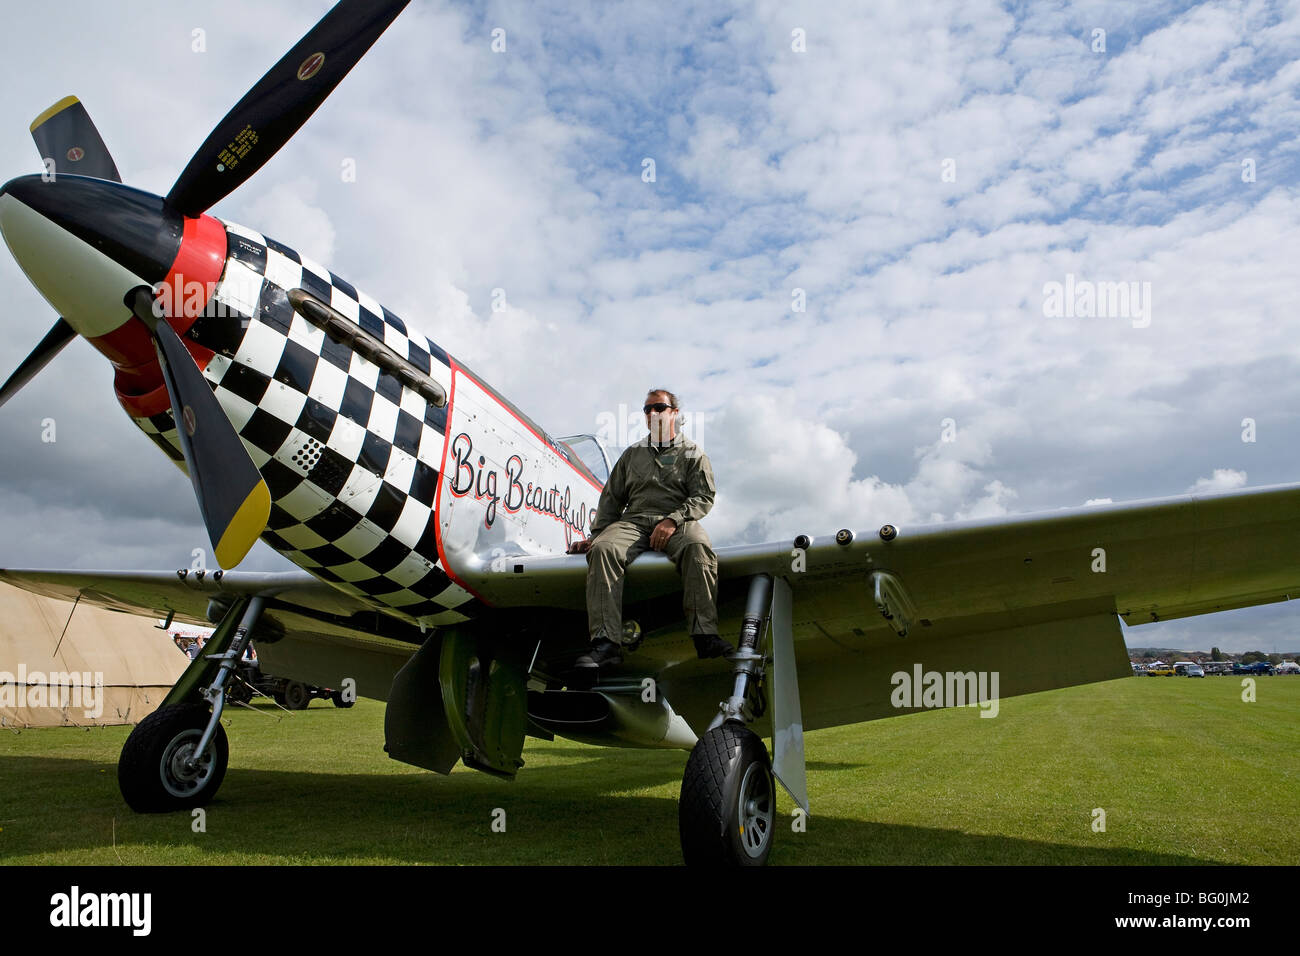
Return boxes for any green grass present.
[1,676,1296,865]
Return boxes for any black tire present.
[679,723,776,866]
[118,703,228,813]
[226,681,252,705]
[282,681,310,710]
[330,689,354,709]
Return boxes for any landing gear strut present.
[679,574,779,866]
[118,595,265,813]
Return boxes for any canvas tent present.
[0,581,185,728]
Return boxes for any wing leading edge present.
[5,480,1298,723]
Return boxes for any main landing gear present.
[118,595,265,812]
[678,574,799,867]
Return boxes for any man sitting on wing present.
[568,388,732,674]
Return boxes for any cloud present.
[244,178,337,266]
[1187,468,1248,494]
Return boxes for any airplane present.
[3,0,1299,867]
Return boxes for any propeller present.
[2,95,124,408]
[30,95,121,183]
[0,318,77,410]
[2,0,411,567]
[127,287,270,569]
[166,0,410,218]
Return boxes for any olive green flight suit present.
[586,433,719,643]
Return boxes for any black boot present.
[692,634,734,659]
[574,637,623,671]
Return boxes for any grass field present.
[1,675,1296,865]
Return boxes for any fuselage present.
[0,173,603,628]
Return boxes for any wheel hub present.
[161,730,215,798]
[737,762,774,858]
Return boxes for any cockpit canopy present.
[557,434,611,485]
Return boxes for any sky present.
[1,0,1299,653]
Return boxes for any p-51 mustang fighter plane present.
[2,0,1298,867]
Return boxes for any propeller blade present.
[30,96,121,182]
[127,288,270,569]
[165,0,409,217]
[0,318,77,410]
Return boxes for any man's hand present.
[650,518,678,551]
[568,538,593,555]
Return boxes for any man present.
[567,389,732,674]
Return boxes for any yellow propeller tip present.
[214,481,271,569]
[29,96,81,133]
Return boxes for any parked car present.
[1233,661,1277,676]
[1185,664,1205,678]
[1147,665,1176,676]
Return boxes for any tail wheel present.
[331,689,354,709]
[118,703,228,813]
[282,681,310,710]
[679,723,776,866]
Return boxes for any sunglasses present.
[643,402,675,414]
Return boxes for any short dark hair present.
[646,388,678,408]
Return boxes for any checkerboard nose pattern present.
[132,220,478,627]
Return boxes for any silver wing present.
[6,480,1298,737]
[481,480,1300,734]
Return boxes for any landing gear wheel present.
[679,723,775,866]
[282,681,309,710]
[118,703,229,813]
[331,689,354,709]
